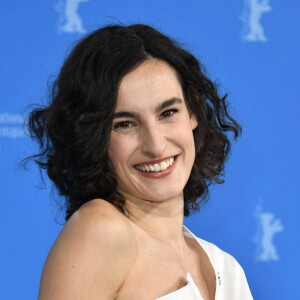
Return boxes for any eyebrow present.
[112,97,183,119]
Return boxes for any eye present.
[160,109,178,119]
[113,120,134,130]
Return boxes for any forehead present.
[116,59,184,110]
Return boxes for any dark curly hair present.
[24,24,241,221]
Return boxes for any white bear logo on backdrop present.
[240,0,272,42]
[0,113,25,140]
[55,0,89,34]
[253,203,284,261]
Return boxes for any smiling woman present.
[108,59,198,199]
[24,24,253,299]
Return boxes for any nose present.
[140,123,167,159]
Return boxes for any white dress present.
[155,225,253,300]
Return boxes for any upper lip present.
[134,155,177,167]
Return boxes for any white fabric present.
[155,225,253,300]
[155,272,203,300]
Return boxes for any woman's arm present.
[38,200,136,300]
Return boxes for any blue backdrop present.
[1,1,299,299]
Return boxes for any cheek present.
[108,135,133,168]
[174,119,195,144]
[174,120,196,162]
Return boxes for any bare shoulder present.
[38,199,137,300]
[70,198,137,248]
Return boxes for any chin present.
[140,186,184,203]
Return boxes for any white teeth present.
[154,164,160,172]
[136,156,176,173]
[160,161,167,170]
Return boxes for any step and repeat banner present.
[1,1,299,299]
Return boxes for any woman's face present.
[108,59,198,203]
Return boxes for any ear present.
[190,113,198,130]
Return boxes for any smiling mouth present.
[134,156,178,173]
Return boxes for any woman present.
[27,24,253,299]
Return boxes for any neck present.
[121,191,187,254]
